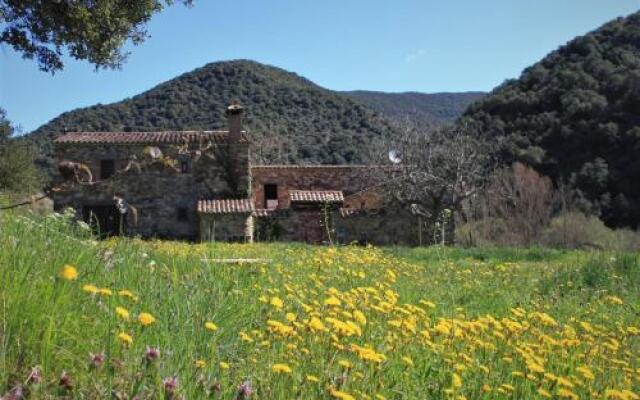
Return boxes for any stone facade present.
[53,141,250,239]
[52,105,417,245]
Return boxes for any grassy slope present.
[1,212,639,399]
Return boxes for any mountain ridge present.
[25,59,480,178]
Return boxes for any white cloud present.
[405,48,426,63]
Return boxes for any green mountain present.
[461,11,640,228]
[344,91,485,126]
[27,60,398,176]
[26,60,483,180]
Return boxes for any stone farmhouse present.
[52,105,418,245]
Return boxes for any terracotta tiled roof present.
[252,165,371,169]
[54,131,248,145]
[253,208,275,217]
[197,199,254,214]
[289,190,344,203]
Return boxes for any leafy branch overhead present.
[0,0,193,73]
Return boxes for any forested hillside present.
[345,91,485,126]
[461,11,640,228]
[26,60,397,176]
[26,60,486,180]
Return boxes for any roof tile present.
[289,190,344,203]
[197,199,254,214]
[54,131,248,145]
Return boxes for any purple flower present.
[89,352,105,368]
[2,386,23,400]
[236,380,253,399]
[145,346,160,363]
[59,371,73,391]
[26,367,42,384]
[163,377,179,394]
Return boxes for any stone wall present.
[199,214,253,242]
[334,208,421,246]
[255,208,333,244]
[251,166,376,209]
[53,142,250,240]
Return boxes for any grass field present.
[1,211,639,399]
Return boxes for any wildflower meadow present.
[1,211,639,399]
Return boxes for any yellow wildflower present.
[271,363,292,374]
[306,375,319,382]
[285,312,297,322]
[538,388,552,398]
[330,388,356,400]
[205,321,218,331]
[138,312,156,326]
[115,306,130,321]
[606,295,624,305]
[452,373,462,388]
[117,332,133,345]
[194,360,206,368]
[98,288,112,296]
[324,296,342,306]
[118,289,138,301]
[82,284,99,294]
[270,296,284,309]
[219,362,230,370]
[338,360,353,369]
[59,265,78,281]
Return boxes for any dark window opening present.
[100,159,115,180]
[180,161,189,173]
[177,207,188,221]
[83,205,123,238]
[264,184,278,209]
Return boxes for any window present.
[264,184,278,209]
[177,207,188,221]
[180,160,189,173]
[100,159,115,180]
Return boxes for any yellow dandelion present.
[205,321,218,331]
[308,316,326,331]
[194,360,206,368]
[82,284,99,294]
[606,295,624,305]
[324,296,342,306]
[452,373,462,388]
[285,312,297,322]
[98,288,112,296]
[219,361,230,370]
[271,363,292,374]
[330,388,356,400]
[138,312,156,326]
[117,332,133,345]
[118,289,138,301]
[538,388,552,398]
[270,296,284,309]
[306,374,319,383]
[557,388,579,400]
[338,360,353,369]
[115,306,130,321]
[353,310,367,325]
[59,265,78,281]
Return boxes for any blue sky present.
[1,0,638,133]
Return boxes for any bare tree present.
[369,121,492,244]
[464,162,558,246]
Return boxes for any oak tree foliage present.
[0,0,192,73]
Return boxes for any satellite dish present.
[144,146,163,160]
[388,149,402,164]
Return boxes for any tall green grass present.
[1,210,639,399]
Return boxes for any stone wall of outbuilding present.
[53,142,250,240]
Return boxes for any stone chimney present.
[226,103,244,141]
